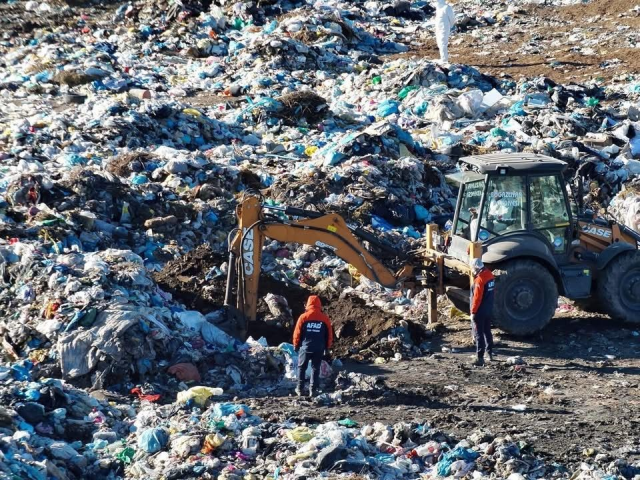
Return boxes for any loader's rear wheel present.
[599,251,640,323]
[492,260,558,335]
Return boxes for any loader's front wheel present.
[599,251,640,323]
[492,260,558,335]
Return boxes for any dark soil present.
[150,245,640,471]
[325,296,400,358]
[153,244,227,313]
[153,245,414,349]
[246,311,640,471]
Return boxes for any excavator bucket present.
[222,305,247,340]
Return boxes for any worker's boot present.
[295,385,303,397]
[471,354,484,367]
[309,385,319,397]
[487,351,495,363]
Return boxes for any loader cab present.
[448,154,572,259]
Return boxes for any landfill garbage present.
[506,356,527,366]
[1,0,640,477]
[177,386,224,406]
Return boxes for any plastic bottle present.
[120,202,131,223]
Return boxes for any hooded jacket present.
[471,268,495,318]
[293,295,333,352]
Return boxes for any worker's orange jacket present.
[293,295,333,351]
[471,268,495,317]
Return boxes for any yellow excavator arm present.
[224,194,415,337]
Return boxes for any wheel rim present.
[503,278,545,323]
[620,267,640,312]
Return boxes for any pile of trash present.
[8,372,636,480]
[1,0,640,395]
[2,0,640,476]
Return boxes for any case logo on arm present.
[242,227,255,275]
[581,225,612,238]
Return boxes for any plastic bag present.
[167,363,201,382]
[287,426,314,443]
[175,311,206,331]
[377,99,400,117]
[436,447,480,476]
[137,427,169,453]
[337,418,358,427]
[201,433,226,454]
[200,321,237,349]
[212,403,251,418]
[115,447,135,464]
[176,386,223,406]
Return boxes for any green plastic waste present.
[79,308,98,328]
[338,418,358,427]
[398,86,418,100]
[232,17,249,29]
[116,447,135,464]
[371,76,382,85]
[209,420,226,431]
[490,127,508,138]
[586,97,600,107]
[41,219,61,226]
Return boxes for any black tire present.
[491,260,558,335]
[599,250,640,323]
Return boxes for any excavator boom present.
[224,194,415,337]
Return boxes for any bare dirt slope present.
[397,0,640,83]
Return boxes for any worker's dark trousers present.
[472,315,494,356]
[297,348,322,390]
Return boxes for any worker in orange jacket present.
[293,295,333,397]
[470,258,495,366]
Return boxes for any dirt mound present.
[153,245,306,344]
[153,244,227,313]
[326,296,401,357]
[559,0,637,18]
[275,90,328,125]
[106,151,158,177]
[153,247,417,351]
[402,0,640,83]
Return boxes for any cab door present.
[527,174,573,258]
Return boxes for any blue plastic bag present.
[509,100,526,116]
[435,447,479,476]
[137,427,169,453]
[212,403,251,418]
[414,205,431,222]
[371,215,394,232]
[377,100,399,118]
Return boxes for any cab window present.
[478,176,527,240]
[454,180,483,239]
[529,175,570,252]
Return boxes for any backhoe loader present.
[224,153,640,338]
